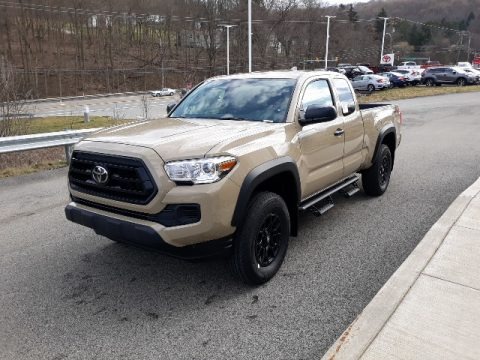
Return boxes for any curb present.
[321,176,480,360]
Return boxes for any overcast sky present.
[326,0,371,5]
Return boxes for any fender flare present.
[372,125,396,165]
[231,156,300,234]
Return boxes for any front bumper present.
[65,204,233,259]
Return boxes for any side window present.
[333,78,355,104]
[301,79,334,110]
[333,78,356,115]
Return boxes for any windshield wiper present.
[219,115,248,121]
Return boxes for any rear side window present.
[301,79,334,110]
[333,78,356,115]
[332,78,355,105]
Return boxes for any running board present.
[344,184,360,198]
[310,198,335,217]
[299,175,360,211]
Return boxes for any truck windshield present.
[170,78,296,123]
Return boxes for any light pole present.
[379,17,389,62]
[248,0,252,72]
[385,33,393,53]
[465,31,472,62]
[324,16,336,69]
[219,24,237,75]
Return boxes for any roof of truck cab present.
[207,70,340,81]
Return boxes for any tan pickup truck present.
[65,70,402,284]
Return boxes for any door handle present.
[334,128,345,136]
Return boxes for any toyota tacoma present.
[65,70,402,284]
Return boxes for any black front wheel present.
[362,144,392,196]
[230,192,290,285]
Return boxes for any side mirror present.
[452,71,457,74]
[166,102,177,114]
[300,105,337,125]
[343,103,356,115]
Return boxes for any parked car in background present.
[421,61,442,69]
[357,65,374,74]
[421,67,477,86]
[340,65,372,79]
[378,72,408,88]
[461,68,480,84]
[351,74,389,91]
[397,61,422,71]
[150,88,176,97]
[473,55,480,69]
[393,69,422,85]
[457,62,473,69]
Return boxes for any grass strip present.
[27,116,130,134]
[358,85,480,103]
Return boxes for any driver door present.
[297,79,345,199]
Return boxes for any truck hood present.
[86,118,285,161]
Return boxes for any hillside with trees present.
[355,0,479,64]
[0,0,478,98]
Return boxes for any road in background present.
[1,92,480,359]
[25,94,174,119]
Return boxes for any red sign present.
[473,56,480,65]
[382,55,391,63]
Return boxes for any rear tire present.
[230,192,290,285]
[362,144,392,196]
[425,78,434,87]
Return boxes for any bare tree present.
[0,57,31,137]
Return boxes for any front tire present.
[230,192,290,285]
[456,78,466,86]
[367,84,375,92]
[362,144,392,196]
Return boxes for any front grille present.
[69,151,158,205]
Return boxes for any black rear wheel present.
[425,78,434,87]
[362,144,392,196]
[230,192,290,285]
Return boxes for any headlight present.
[164,156,237,184]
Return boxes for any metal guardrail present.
[0,128,103,163]
[21,91,149,105]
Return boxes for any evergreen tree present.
[375,8,388,34]
[348,4,358,23]
[466,11,475,28]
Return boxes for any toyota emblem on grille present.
[92,165,109,184]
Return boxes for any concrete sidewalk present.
[322,177,480,360]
